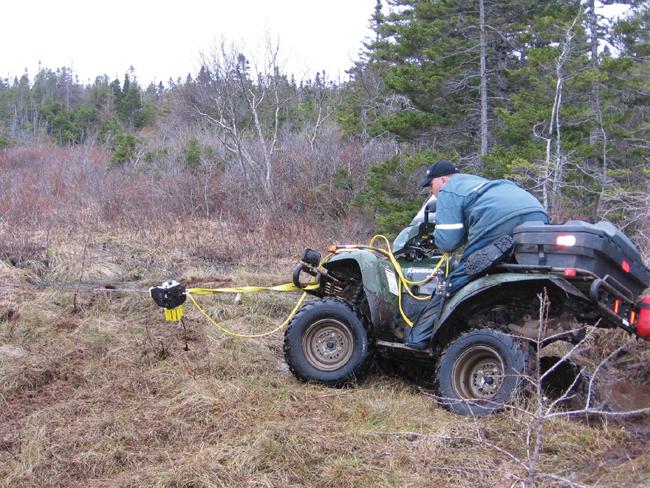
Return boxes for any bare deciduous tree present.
[534,12,582,218]
[188,39,289,199]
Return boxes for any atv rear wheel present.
[283,298,370,387]
[436,329,530,416]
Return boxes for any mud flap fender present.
[324,251,400,331]
[433,273,589,342]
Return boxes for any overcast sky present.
[1,0,378,86]
[2,1,632,87]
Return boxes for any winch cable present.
[56,283,150,294]
[6,234,452,335]
[5,236,450,334]
[0,282,150,295]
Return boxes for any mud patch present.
[601,382,650,413]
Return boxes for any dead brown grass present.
[1,222,648,488]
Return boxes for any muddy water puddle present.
[601,382,650,412]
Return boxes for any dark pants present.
[405,211,548,348]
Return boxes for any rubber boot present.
[464,235,514,277]
[405,293,444,349]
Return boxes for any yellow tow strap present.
[170,240,451,336]
[188,283,319,295]
[183,283,321,338]
[174,255,330,338]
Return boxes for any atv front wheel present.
[435,329,530,416]
[283,298,370,387]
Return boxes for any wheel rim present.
[451,345,505,401]
[303,318,354,372]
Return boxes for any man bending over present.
[406,160,548,349]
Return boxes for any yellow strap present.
[188,283,319,295]
[181,253,332,337]
[187,291,308,338]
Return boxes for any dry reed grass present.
[1,222,648,488]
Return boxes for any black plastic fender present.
[431,273,591,345]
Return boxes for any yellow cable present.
[397,278,414,327]
[333,242,447,294]
[367,235,449,302]
[186,290,308,338]
[333,236,450,326]
[369,235,448,286]
[182,253,333,338]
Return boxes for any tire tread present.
[434,328,530,416]
[283,297,370,387]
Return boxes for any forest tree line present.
[1,0,648,240]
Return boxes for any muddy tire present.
[435,329,531,416]
[283,298,370,387]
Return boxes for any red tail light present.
[621,260,631,273]
[637,295,650,339]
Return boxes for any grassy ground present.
[1,222,648,487]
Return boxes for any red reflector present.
[621,260,630,273]
[556,235,576,247]
[614,299,620,314]
[563,268,577,277]
[637,295,650,338]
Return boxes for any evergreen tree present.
[593,3,650,227]
[345,0,649,228]
[338,0,395,138]
[117,69,145,129]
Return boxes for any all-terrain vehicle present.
[285,198,650,415]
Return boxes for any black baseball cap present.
[419,160,460,188]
